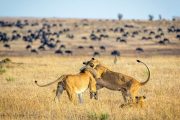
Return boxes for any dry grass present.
[0,56,180,120]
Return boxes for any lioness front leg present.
[78,93,83,103]
[89,77,97,100]
[66,90,76,104]
[92,84,103,100]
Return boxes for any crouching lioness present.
[35,66,98,104]
[83,58,150,105]
[120,95,146,108]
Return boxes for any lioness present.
[83,58,150,104]
[35,67,98,104]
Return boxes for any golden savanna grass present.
[0,56,180,120]
[0,18,180,119]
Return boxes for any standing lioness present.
[83,58,150,104]
[35,67,98,104]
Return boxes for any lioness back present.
[65,72,91,94]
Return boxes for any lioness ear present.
[92,58,95,60]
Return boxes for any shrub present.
[0,66,6,74]
[87,112,109,120]
[1,58,11,63]
[6,77,15,82]
[117,13,123,20]
[99,113,109,120]
[148,14,154,21]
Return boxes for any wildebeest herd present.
[0,18,180,56]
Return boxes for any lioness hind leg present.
[54,82,64,102]
[89,78,97,92]
[120,87,130,103]
[92,84,103,100]
[90,91,98,100]
[122,93,128,103]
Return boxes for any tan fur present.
[35,67,97,104]
[134,96,146,108]
[120,96,146,108]
[83,58,150,104]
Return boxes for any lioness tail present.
[137,60,150,86]
[35,75,66,87]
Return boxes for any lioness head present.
[135,96,146,108]
[83,58,100,68]
[135,96,146,103]
[121,96,146,108]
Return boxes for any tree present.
[158,14,162,20]
[118,13,123,20]
[148,14,154,21]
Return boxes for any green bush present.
[6,77,15,82]
[87,112,109,120]
[99,113,109,120]
[0,66,6,74]
[1,58,11,63]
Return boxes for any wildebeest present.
[47,43,56,49]
[66,34,74,39]
[38,45,46,51]
[149,31,155,35]
[155,35,161,39]
[0,32,9,42]
[65,50,73,55]
[100,46,106,51]
[111,50,120,56]
[158,38,170,45]
[136,47,144,52]
[31,49,38,54]
[89,45,94,50]
[141,36,152,40]
[81,36,87,40]
[90,33,101,41]
[176,35,180,40]
[3,44,11,49]
[93,51,100,57]
[56,40,61,44]
[124,24,134,28]
[60,44,66,49]
[78,46,84,49]
[113,27,124,33]
[55,49,63,55]
[26,45,32,50]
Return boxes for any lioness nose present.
[90,63,94,67]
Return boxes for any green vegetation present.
[6,77,15,82]
[0,66,6,74]
[88,112,109,120]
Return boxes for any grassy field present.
[0,56,180,120]
[0,18,180,119]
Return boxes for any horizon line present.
[0,16,177,21]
